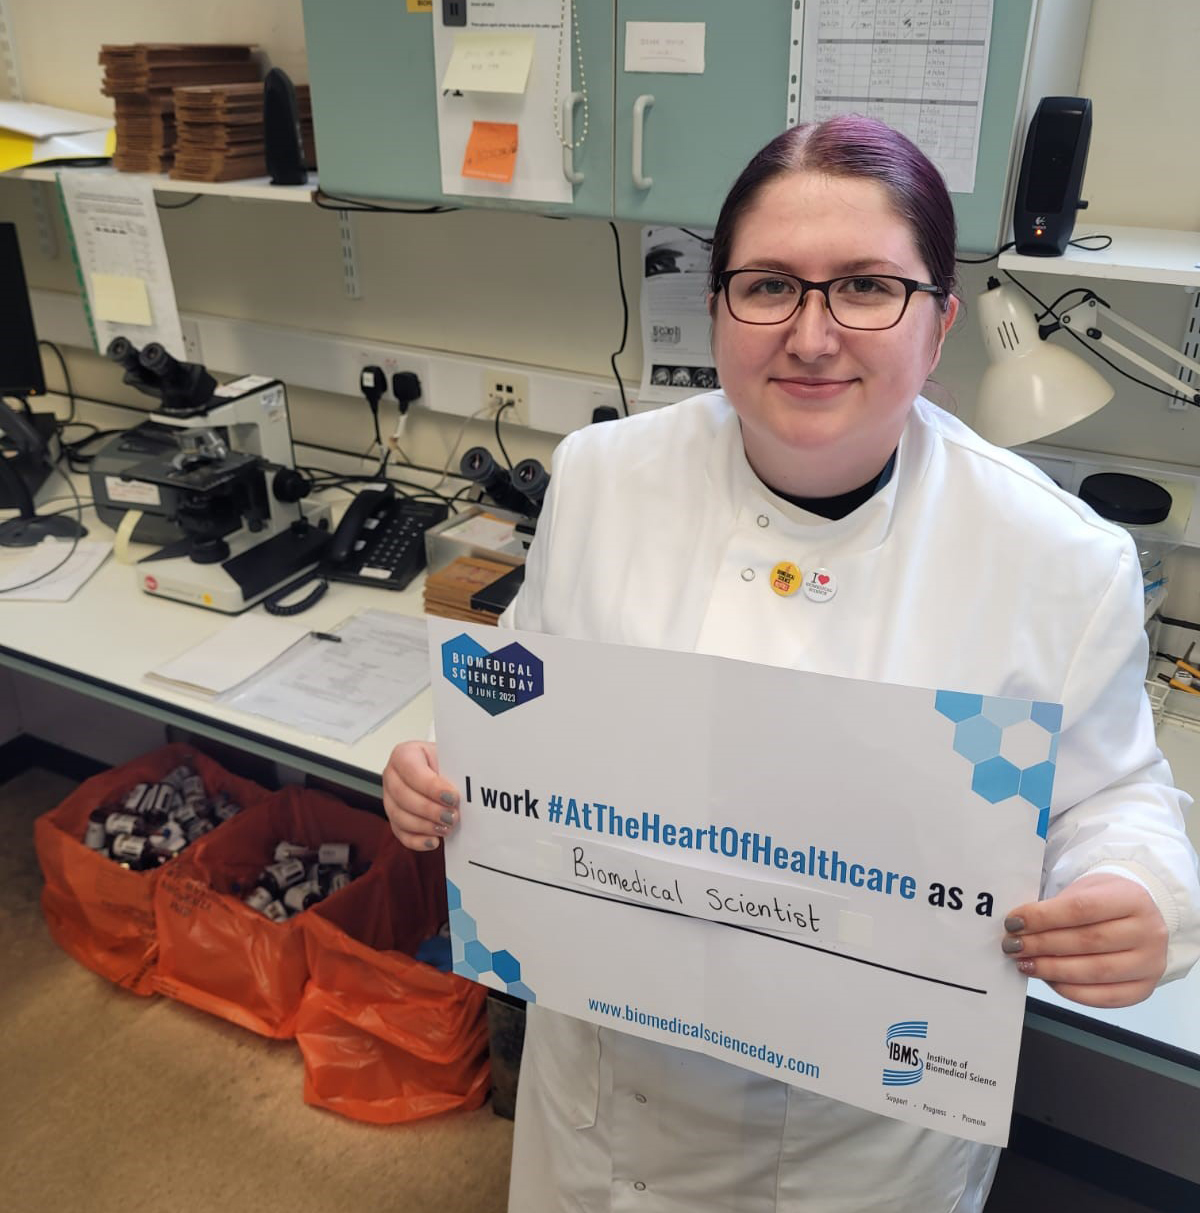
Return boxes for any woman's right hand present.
[381,740,460,851]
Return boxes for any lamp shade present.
[974,282,1114,448]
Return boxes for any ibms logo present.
[882,1020,927,1087]
[442,634,544,717]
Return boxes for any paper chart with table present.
[430,619,1060,1145]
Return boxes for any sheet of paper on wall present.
[624,22,706,74]
[221,609,430,745]
[639,225,720,407]
[432,0,573,206]
[792,0,993,194]
[56,169,186,359]
[462,121,519,182]
[0,539,112,602]
[442,32,536,94]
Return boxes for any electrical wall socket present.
[482,369,529,425]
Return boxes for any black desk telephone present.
[323,483,448,591]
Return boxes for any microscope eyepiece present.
[140,343,180,379]
[106,337,142,373]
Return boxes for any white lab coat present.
[502,391,1200,1212]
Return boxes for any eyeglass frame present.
[715,268,947,331]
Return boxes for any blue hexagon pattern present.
[445,879,536,1000]
[936,691,1064,838]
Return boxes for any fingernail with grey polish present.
[440,810,457,826]
[440,792,459,808]
[1004,916,1025,933]
[1002,936,1023,954]
[425,837,439,850]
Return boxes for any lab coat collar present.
[715,395,935,553]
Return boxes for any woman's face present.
[711,172,959,497]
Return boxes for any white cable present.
[431,402,501,492]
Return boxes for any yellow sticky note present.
[91,273,153,326]
[441,32,535,94]
[407,0,432,11]
[462,121,518,183]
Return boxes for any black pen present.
[310,631,342,643]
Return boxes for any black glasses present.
[718,269,945,331]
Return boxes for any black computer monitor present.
[0,222,46,399]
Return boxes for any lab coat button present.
[634,1182,647,1191]
[634,1093,647,1103]
[741,567,755,582]
[756,514,770,528]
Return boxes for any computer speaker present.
[1012,97,1092,256]
[263,67,308,187]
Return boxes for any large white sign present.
[429,620,1060,1145]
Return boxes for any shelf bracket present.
[336,208,361,300]
[1176,289,1200,411]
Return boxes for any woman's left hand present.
[1002,872,1168,1008]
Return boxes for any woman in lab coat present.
[382,116,1200,1211]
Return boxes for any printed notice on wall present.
[56,169,186,358]
[792,0,993,193]
[430,618,1059,1146]
[639,225,719,407]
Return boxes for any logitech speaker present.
[1012,97,1092,256]
[263,67,308,186]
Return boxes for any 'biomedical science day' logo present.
[442,634,544,716]
[882,1020,927,1087]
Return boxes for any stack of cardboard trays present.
[100,44,259,173]
[423,557,522,626]
[171,82,315,183]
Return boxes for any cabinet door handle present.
[632,94,655,190]
[562,92,585,185]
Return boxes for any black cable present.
[312,188,457,214]
[37,340,77,423]
[1158,616,1200,632]
[678,227,713,245]
[608,220,630,416]
[1002,271,1198,406]
[1069,234,1113,251]
[494,401,515,469]
[156,194,203,210]
[956,242,1014,265]
[0,465,87,592]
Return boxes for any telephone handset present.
[328,483,394,566]
[324,483,448,590]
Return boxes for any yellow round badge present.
[769,561,802,597]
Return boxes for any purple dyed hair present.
[708,115,958,307]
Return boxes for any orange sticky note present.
[462,121,518,183]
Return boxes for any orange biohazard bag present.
[152,785,394,1038]
[295,842,491,1124]
[33,743,269,996]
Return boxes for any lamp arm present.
[1059,298,1200,402]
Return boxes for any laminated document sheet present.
[639,226,718,407]
[56,169,186,359]
[432,0,574,205]
[792,0,994,194]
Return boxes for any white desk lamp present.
[974,277,1200,448]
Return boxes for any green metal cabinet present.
[611,1,791,228]
[299,0,614,216]
[300,0,1087,250]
